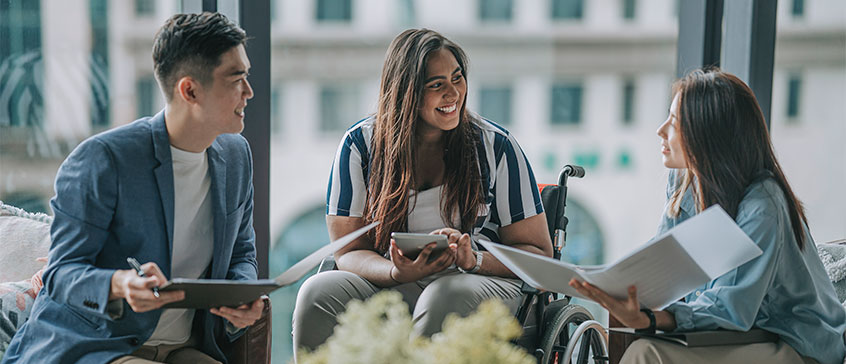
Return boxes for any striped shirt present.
[326,113,543,244]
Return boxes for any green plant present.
[295,291,534,364]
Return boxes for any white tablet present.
[391,232,449,260]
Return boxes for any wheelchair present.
[514,165,608,364]
[317,165,608,364]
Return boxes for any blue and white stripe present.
[326,113,543,243]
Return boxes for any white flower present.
[296,291,533,364]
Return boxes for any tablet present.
[391,232,449,260]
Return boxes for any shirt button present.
[695,290,702,297]
[129,338,140,346]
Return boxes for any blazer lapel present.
[151,111,175,275]
[207,140,227,278]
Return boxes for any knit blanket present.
[818,239,846,304]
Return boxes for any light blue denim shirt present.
[660,170,846,364]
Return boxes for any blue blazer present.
[2,111,257,364]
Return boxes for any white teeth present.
[436,104,456,113]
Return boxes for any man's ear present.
[175,76,201,104]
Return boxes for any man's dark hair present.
[152,12,247,101]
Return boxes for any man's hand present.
[388,238,456,284]
[210,296,265,329]
[110,262,184,313]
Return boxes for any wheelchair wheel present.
[539,304,608,364]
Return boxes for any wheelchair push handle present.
[553,164,585,256]
[558,165,585,186]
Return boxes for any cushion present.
[0,280,38,360]
[0,202,52,282]
[818,239,846,303]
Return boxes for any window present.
[269,206,329,361]
[136,77,157,118]
[89,0,110,128]
[786,74,801,120]
[622,79,635,125]
[791,0,804,17]
[320,83,360,131]
[550,83,583,125]
[551,0,583,20]
[622,0,635,20]
[479,86,512,125]
[479,0,513,22]
[316,0,352,22]
[134,0,155,17]
[0,0,43,128]
[617,148,633,169]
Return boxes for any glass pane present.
[1,1,176,218]
[479,86,512,125]
[316,0,352,22]
[550,84,582,125]
[479,0,513,22]
[623,0,636,20]
[551,0,583,20]
[771,1,844,245]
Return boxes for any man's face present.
[200,44,253,135]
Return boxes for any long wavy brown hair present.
[668,68,808,250]
[364,29,486,253]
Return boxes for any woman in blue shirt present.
[292,29,552,360]
[570,68,845,364]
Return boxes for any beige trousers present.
[110,334,221,364]
[620,338,819,364]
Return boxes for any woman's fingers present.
[415,243,436,263]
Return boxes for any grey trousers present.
[620,338,820,364]
[292,269,522,360]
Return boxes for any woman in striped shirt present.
[292,28,552,359]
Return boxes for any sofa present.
[0,202,271,363]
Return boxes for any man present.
[2,12,263,364]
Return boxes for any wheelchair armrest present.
[317,255,337,273]
[223,296,272,364]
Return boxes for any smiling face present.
[657,92,687,169]
[199,44,254,135]
[417,48,466,134]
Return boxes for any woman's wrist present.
[389,266,403,285]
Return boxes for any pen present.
[126,257,160,298]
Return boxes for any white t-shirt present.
[145,146,215,346]
[407,186,454,234]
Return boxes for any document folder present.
[159,221,378,309]
[479,206,762,309]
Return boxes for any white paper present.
[274,221,379,286]
[480,205,762,309]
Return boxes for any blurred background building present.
[1,0,843,362]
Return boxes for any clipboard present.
[158,221,378,309]
[608,328,778,347]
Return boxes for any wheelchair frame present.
[514,165,609,364]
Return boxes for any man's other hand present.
[210,296,265,329]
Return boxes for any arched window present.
[268,205,328,361]
[559,198,604,265]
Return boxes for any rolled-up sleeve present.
[666,207,782,332]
